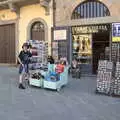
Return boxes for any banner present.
[72,24,109,34]
[112,23,120,42]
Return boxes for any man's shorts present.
[19,64,29,74]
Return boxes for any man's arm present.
[18,51,24,66]
[18,57,22,65]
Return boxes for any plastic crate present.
[44,66,69,91]
[29,78,44,88]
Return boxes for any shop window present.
[31,21,45,41]
[71,0,110,19]
[72,34,92,64]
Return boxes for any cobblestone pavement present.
[0,66,120,120]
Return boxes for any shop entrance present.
[92,32,110,74]
[70,0,111,74]
[72,24,110,74]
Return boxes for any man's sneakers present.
[19,84,25,89]
[25,77,28,80]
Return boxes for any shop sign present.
[112,23,120,42]
[72,25,108,34]
[54,29,67,40]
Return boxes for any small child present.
[55,60,65,74]
[18,43,32,89]
[55,60,65,80]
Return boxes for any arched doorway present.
[31,21,45,41]
[71,0,111,74]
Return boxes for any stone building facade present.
[0,0,53,64]
[0,0,120,69]
[53,0,120,74]
[55,0,120,26]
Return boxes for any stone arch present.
[27,17,48,41]
[71,0,110,19]
[66,0,114,20]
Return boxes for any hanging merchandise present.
[111,42,120,63]
[111,43,118,62]
[52,41,58,59]
[27,40,48,70]
[105,47,110,60]
[52,40,67,60]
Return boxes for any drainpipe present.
[53,0,56,27]
[51,0,56,55]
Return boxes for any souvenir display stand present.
[96,43,120,96]
[113,62,120,96]
[96,60,120,97]
[96,60,114,95]
[111,43,120,96]
[44,63,69,91]
[27,40,48,88]
[25,40,69,91]
[95,24,120,97]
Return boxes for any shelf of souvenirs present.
[32,55,47,58]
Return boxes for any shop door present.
[92,32,109,74]
[0,24,15,63]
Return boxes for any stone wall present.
[55,0,120,26]
[19,3,53,54]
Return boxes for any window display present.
[72,34,92,64]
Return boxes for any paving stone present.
[0,66,120,120]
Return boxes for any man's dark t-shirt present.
[18,51,32,64]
